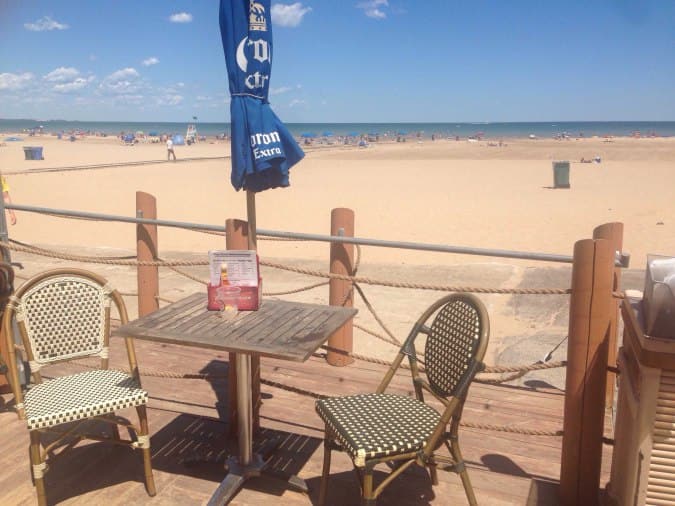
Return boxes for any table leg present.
[208,352,308,504]
[236,353,253,465]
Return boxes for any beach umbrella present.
[322,131,334,137]
[301,132,316,138]
[220,0,304,248]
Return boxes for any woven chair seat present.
[24,369,147,430]
[316,393,440,467]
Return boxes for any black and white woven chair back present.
[15,274,111,365]
[424,294,489,399]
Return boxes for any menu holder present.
[208,250,261,311]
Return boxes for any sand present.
[2,134,674,268]
[1,133,673,382]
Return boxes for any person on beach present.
[1,175,17,225]
[167,137,176,161]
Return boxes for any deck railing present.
[1,194,626,506]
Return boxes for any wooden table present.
[113,292,357,505]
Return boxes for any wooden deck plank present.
[0,337,613,505]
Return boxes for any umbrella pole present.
[246,190,257,250]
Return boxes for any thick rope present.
[4,241,572,295]
[459,421,563,436]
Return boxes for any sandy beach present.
[3,134,675,265]
[1,133,673,378]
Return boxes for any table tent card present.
[208,250,261,310]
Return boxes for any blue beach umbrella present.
[219,0,304,193]
[301,132,316,138]
[322,131,333,137]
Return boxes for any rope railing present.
[4,237,572,382]
[2,240,573,295]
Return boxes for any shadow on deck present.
[0,339,611,505]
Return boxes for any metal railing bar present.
[7,203,628,266]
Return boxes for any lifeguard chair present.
[186,124,197,145]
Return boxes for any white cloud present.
[169,12,193,23]
[142,57,159,66]
[107,68,140,81]
[53,76,96,93]
[43,67,80,83]
[271,3,312,27]
[270,86,293,95]
[155,93,183,106]
[24,16,69,31]
[100,67,142,94]
[288,99,306,108]
[0,72,34,90]
[357,0,388,19]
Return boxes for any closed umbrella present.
[220,0,304,246]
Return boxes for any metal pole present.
[235,353,253,466]
[7,203,631,266]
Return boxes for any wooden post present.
[592,222,623,407]
[560,238,614,506]
[225,218,261,436]
[136,192,159,317]
[326,208,355,366]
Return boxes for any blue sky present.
[0,1,673,123]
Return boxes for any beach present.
[3,133,674,266]
[1,133,673,376]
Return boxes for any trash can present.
[23,146,34,160]
[552,161,570,188]
[31,147,44,160]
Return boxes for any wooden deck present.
[0,337,612,505]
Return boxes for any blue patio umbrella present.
[300,132,316,138]
[219,0,303,194]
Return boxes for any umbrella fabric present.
[220,0,304,193]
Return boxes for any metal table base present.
[207,353,308,505]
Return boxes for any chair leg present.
[318,436,332,506]
[450,440,477,506]
[428,461,439,486]
[135,405,156,497]
[361,466,376,506]
[29,431,47,506]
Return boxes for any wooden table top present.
[113,293,357,362]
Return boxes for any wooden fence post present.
[592,222,624,407]
[136,192,159,317]
[560,238,614,506]
[225,218,261,436]
[326,208,355,366]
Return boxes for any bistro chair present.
[315,293,490,505]
[2,268,156,505]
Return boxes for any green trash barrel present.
[23,147,34,160]
[553,161,570,188]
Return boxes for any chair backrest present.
[7,269,119,366]
[422,293,489,399]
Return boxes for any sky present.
[0,0,673,123]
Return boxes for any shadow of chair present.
[0,256,15,399]
[2,268,156,506]
[315,293,490,505]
